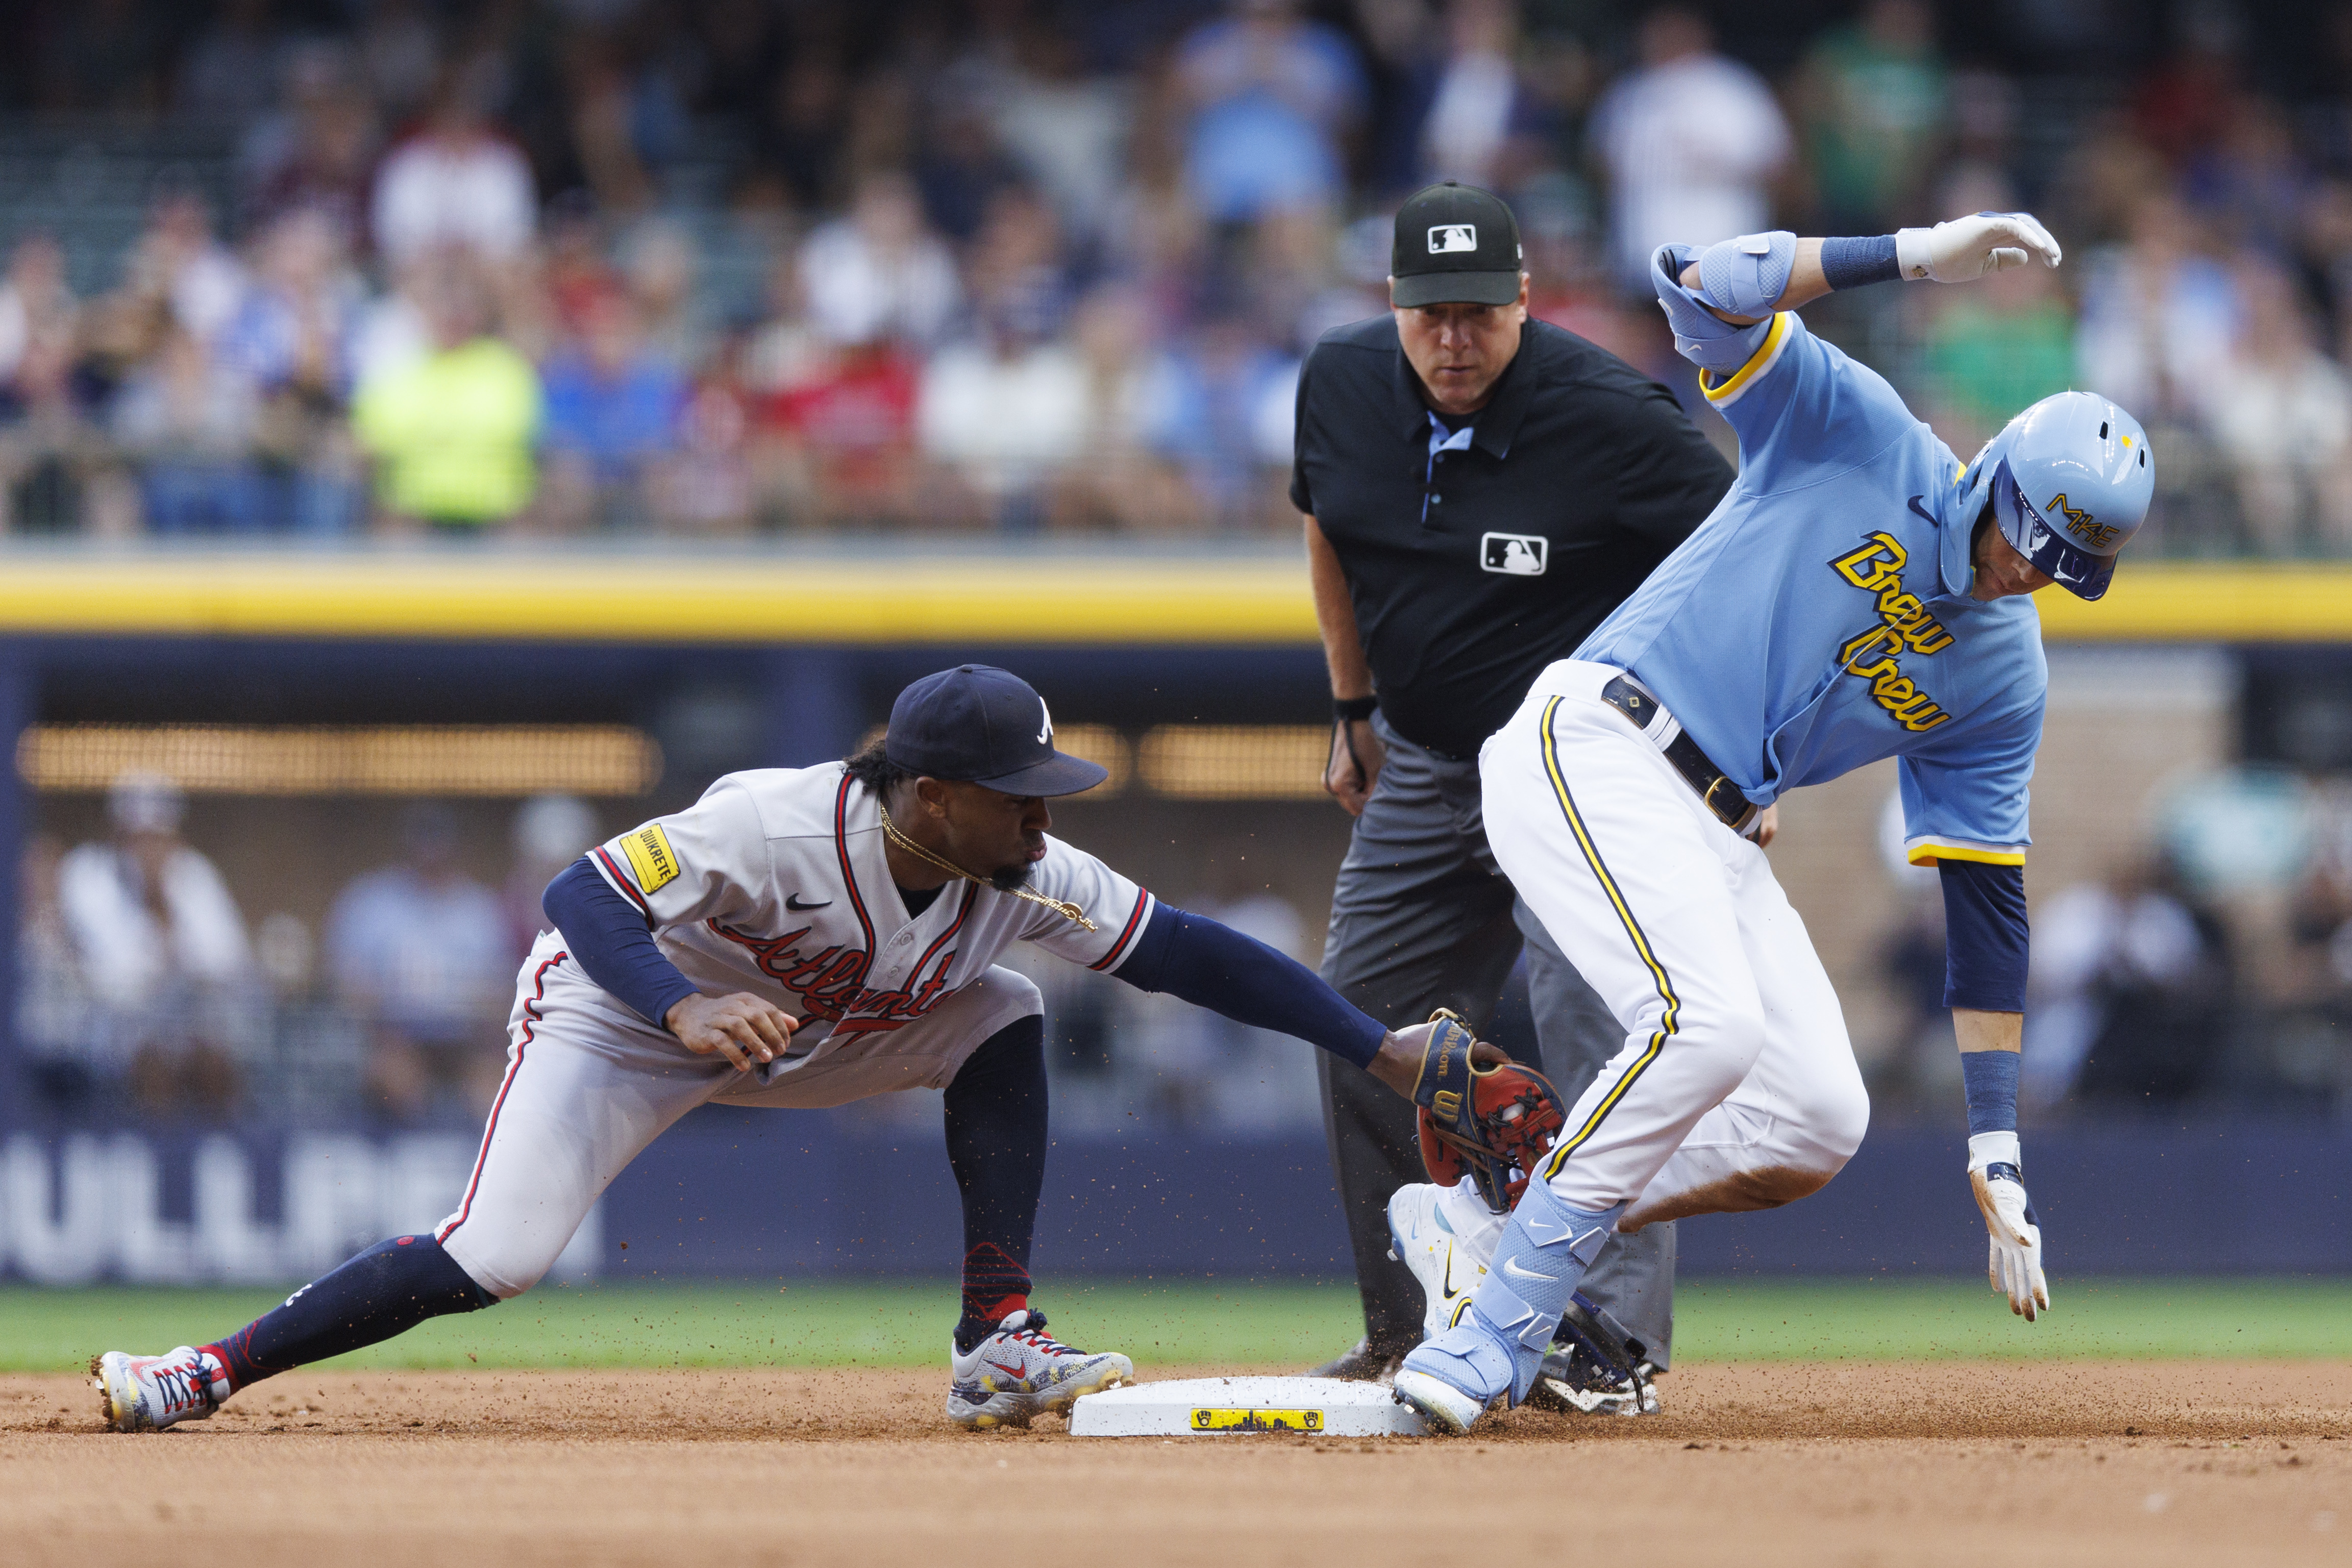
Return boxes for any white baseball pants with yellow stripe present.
[1478,660,1870,1231]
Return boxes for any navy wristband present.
[1820,235,1901,291]
[1960,1049,2021,1135]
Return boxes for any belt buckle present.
[1701,776,1755,831]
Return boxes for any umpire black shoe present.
[1525,1295,1661,1416]
[1306,1337,1409,1384]
[1526,1343,1660,1416]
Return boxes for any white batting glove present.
[1967,1131,2049,1321]
[1895,212,2062,283]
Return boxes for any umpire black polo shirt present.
[1291,315,1734,758]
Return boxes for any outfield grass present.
[6,1277,2350,1374]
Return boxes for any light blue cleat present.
[1392,1181,1627,1435]
[1392,1315,1516,1434]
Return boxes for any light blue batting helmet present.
[1955,390,2152,602]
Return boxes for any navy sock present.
[944,1015,1047,1353]
[204,1234,496,1392]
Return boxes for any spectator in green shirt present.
[1923,260,2077,458]
[351,258,540,532]
[1793,0,1947,232]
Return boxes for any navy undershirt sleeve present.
[1939,860,2029,1013]
[1112,906,1386,1069]
[542,856,702,1030]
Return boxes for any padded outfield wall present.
[1,546,2348,1282]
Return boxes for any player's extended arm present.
[1109,904,1497,1095]
[1661,214,2064,341]
[1305,513,1385,816]
[1941,859,2048,1321]
[542,857,795,1073]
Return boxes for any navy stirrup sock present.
[944,1015,1048,1352]
[203,1233,496,1393]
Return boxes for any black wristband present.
[1333,695,1377,722]
[1820,234,1901,290]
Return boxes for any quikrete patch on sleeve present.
[620,824,681,893]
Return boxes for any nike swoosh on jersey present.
[785,893,832,910]
[1907,494,1936,525]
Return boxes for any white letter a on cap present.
[1036,697,1053,745]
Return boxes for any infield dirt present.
[6,1361,2348,1566]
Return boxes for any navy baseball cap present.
[885,665,1108,797]
[1391,181,1523,307]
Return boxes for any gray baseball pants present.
[1316,716,1676,1366]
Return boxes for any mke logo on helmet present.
[1827,532,1954,734]
[2047,492,2121,550]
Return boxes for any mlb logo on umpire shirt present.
[1482,532,1548,576]
[1429,224,1478,253]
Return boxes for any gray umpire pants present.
[1316,716,1676,1367]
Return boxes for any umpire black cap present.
[1390,181,1524,308]
[886,665,1108,797]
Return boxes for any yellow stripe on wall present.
[0,553,1322,644]
[2031,564,2352,642]
[0,552,2347,645]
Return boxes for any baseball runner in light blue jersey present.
[1389,214,2155,1432]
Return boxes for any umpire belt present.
[1597,675,1761,836]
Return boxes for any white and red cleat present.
[92,1348,226,1433]
[946,1309,1130,1430]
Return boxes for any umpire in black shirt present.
[1293,182,1737,1398]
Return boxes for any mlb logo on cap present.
[1392,181,1523,307]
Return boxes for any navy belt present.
[1598,677,1759,834]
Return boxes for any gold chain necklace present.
[876,802,1096,932]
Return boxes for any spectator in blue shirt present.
[538,292,687,529]
[1175,0,1367,223]
[328,803,513,1123]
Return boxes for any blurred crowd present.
[19,775,600,1125]
[4,0,2352,548]
[14,770,1329,1130]
[1871,767,2352,1121]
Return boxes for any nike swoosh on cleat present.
[1441,1249,1460,1300]
[984,1358,1027,1379]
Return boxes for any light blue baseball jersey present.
[1575,308,2044,866]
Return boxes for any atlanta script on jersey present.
[575,763,1154,1062]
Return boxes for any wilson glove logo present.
[1481,532,1548,575]
[1827,531,1954,733]
[1429,223,1478,253]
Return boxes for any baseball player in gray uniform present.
[1381,213,2156,1433]
[96,665,1472,1435]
